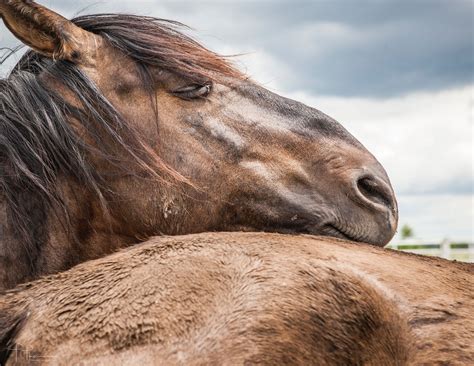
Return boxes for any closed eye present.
[171,83,212,100]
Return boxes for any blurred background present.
[1,1,472,258]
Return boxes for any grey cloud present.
[1,0,472,97]
[0,1,472,240]
[398,179,474,196]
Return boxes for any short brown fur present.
[1,233,472,365]
[1,1,398,290]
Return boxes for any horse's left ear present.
[0,0,98,62]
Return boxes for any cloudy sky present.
[1,0,472,241]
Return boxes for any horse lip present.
[315,224,356,242]
[267,221,360,243]
[225,216,369,244]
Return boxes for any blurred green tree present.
[400,224,414,240]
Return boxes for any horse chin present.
[315,224,354,241]
[308,222,391,247]
[268,221,383,246]
[268,226,361,244]
[218,220,388,247]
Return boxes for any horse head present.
[0,1,397,289]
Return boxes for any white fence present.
[386,239,474,263]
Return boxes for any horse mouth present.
[270,222,362,243]
[226,219,363,243]
[317,224,355,242]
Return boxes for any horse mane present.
[0,299,27,365]
[12,14,241,81]
[0,14,241,275]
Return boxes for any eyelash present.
[171,83,212,100]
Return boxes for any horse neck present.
[0,178,135,290]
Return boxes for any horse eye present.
[171,83,212,100]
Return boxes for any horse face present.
[0,2,397,247]
[138,75,398,245]
[81,39,397,245]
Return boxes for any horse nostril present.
[356,175,394,211]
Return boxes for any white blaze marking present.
[206,117,245,149]
[226,97,291,133]
[218,89,311,136]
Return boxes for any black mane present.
[0,14,239,276]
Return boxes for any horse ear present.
[0,0,97,62]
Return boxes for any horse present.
[0,232,472,365]
[0,0,397,290]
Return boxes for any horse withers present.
[0,1,397,289]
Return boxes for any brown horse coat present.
[1,1,398,290]
[0,233,472,365]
